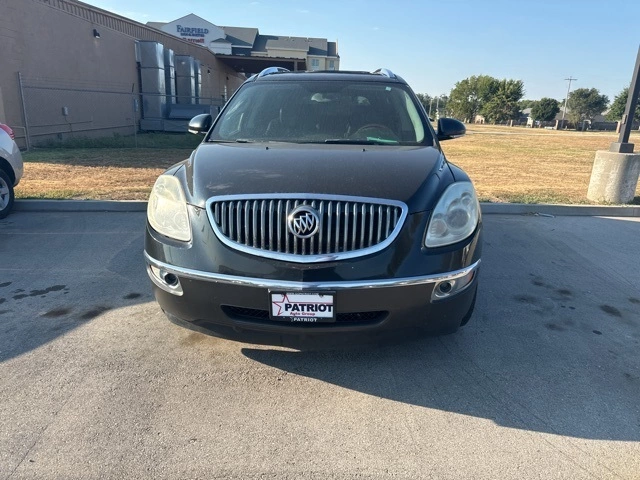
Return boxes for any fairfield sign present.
[176,25,209,44]
[158,14,232,53]
[176,25,209,37]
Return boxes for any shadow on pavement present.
[241,307,639,442]
[242,215,640,441]
[0,211,153,363]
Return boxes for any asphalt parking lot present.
[1,210,639,479]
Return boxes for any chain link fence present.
[18,74,226,150]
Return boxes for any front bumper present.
[9,144,23,186]
[145,251,480,336]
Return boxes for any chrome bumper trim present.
[144,251,480,291]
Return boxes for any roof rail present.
[372,68,396,79]
[257,67,291,79]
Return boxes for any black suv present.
[144,68,482,342]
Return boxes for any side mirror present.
[437,118,466,141]
[188,114,213,135]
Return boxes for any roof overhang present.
[214,54,307,74]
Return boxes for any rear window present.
[209,80,433,146]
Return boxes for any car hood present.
[182,142,449,213]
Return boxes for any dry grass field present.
[15,125,640,203]
[447,125,640,203]
[16,148,192,200]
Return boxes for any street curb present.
[12,200,640,216]
[479,203,640,216]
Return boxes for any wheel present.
[0,169,15,219]
[351,124,399,140]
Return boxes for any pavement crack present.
[438,336,625,480]
[6,390,75,480]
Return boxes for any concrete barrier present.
[587,150,640,203]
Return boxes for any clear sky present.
[87,0,639,103]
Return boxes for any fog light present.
[163,272,179,287]
[432,269,476,301]
[147,264,183,296]
[438,281,453,294]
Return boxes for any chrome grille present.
[206,194,407,263]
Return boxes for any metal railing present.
[16,73,226,149]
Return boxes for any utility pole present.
[436,95,444,119]
[561,76,577,127]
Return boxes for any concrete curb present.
[479,202,640,216]
[13,199,640,216]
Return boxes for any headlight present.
[147,175,191,242]
[425,182,480,248]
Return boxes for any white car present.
[0,124,23,219]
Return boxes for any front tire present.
[0,170,15,219]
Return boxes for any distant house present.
[521,108,534,127]
[475,108,530,126]
[552,107,616,130]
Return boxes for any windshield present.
[209,80,432,146]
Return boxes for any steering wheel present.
[351,124,399,140]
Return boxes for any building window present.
[329,60,335,70]
[311,58,320,70]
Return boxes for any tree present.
[448,75,499,122]
[415,93,448,118]
[434,95,449,117]
[567,88,608,125]
[518,99,536,110]
[481,79,525,124]
[530,97,560,122]
[606,87,640,121]
[415,93,432,112]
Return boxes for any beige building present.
[0,1,338,148]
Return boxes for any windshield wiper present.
[324,139,376,145]
[207,138,254,143]
[324,137,399,145]
[364,137,399,145]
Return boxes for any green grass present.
[32,132,202,150]
[17,189,89,200]
[23,147,191,168]
[478,192,589,204]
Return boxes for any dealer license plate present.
[270,292,336,323]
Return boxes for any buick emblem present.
[288,206,320,239]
